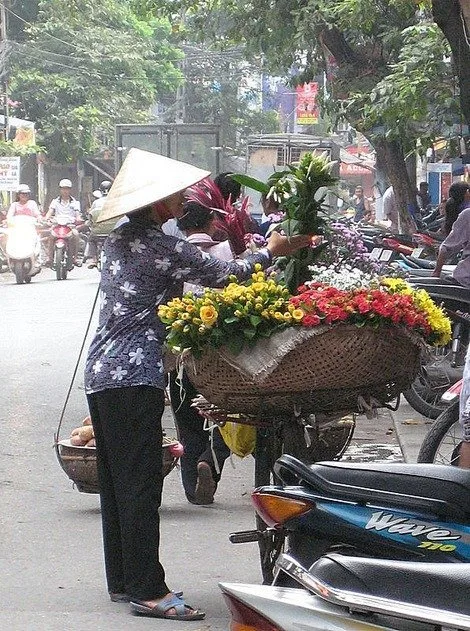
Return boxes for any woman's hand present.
[266,231,321,257]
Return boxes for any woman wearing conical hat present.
[83,149,312,620]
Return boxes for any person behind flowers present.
[83,149,312,620]
[169,201,233,505]
[433,182,470,285]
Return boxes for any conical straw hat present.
[95,148,211,223]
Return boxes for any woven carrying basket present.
[184,324,422,416]
[56,438,179,494]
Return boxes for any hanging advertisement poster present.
[0,156,20,191]
[296,82,319,125]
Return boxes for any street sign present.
[0,156,20,191]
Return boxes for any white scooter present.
[221,552,470,630]
[6,215,42,284]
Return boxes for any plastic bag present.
[219,422,256,458]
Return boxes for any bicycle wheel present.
[417,399,461,465]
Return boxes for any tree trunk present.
[375,138,417,234]
[433,0,470,127]
[318,25,417,233]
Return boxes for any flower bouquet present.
[158,268,451,416]
[233,152,337,292]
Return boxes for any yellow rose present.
[200,305,218,326]
[291,309,305,322]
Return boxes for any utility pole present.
[0,0,9,141]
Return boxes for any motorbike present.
[221,552,470,631]
[401,281,469,419]
[230,452,470,586]
[5,215,42,284]
[49,216,81,280]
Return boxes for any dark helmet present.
[99,180,112,195]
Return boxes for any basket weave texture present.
[56,439,178,493]
[184,324,422,416]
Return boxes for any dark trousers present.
[169,371,230,502]
[87,386,169,600]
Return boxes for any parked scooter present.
[221,553,470,631]
[231,452,470,585]
[5,215,41,284]
[401,281,469,419]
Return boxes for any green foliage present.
[347,22,455,151]
[0,139,45,157]
[235,152,338,292]
[9,0,183,162]
[142,0,459,156]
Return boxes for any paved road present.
[0,265,425,630]
[0,266,262,630]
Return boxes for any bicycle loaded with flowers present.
[158,153,451,418]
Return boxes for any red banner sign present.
[296,82,319,125]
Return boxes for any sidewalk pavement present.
[340,400,434,464]
[391,399,435,463]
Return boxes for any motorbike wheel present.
[417,399,460,465]
[403,346,462,419]
[13,261,25,284]
[55,248,67,280]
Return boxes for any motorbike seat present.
[310,553,470,620]
[409,282,470,304]
[274,455,470,520]
[406,256,435,269]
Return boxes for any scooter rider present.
[7,184,41,221]
[44,179,82,267]
[84,179,114,268]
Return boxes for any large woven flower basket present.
[183,324,422,417]
[56,437,179,494]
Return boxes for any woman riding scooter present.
[5,184,42,283]
[7,184,41,221]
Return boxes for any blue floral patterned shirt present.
[84,215,272,394]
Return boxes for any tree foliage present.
[8,0,183,162]
[432,0,470,128]
[138,0,460,232]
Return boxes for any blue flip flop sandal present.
[130,594,205,620]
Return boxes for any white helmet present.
[17,184,31,194]
[59,178,72,188]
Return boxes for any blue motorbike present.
[231,454,470,584]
